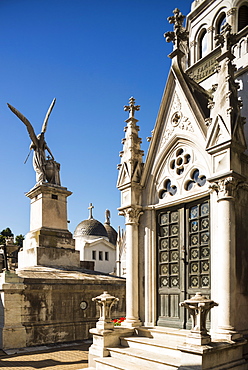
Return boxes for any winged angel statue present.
[7,99,61,186]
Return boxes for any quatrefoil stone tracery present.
[170,148,191,176]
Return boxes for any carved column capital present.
[190,40,196,48]
[209,177,240,199]
[208,26,214,33]
[119,207,143,225]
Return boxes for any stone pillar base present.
[213,327,242,341]
[0,271,26,350]
[121,319,142,328]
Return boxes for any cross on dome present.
[124,97,140,119]
[88,203,94,219]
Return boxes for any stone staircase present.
[92,326,188,370]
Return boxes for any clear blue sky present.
[0,0,191,237]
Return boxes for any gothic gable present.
[142,65,210,193]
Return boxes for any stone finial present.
[180,292,218,345]
[92,291,119,332]
[88,203,94,219]
[124,97,140,119]
[105,209,110,225]
[164,8,188,50]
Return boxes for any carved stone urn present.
[92,291,119,332]
[180,292,218,345]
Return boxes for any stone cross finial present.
[168,8,185,29]
[164,8,188,49]
[124,97,140,119]
[88,203,94,219]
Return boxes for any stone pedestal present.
[88,327,134,368]
[27,183,71,231]
[18,183,80,268]
[0,271,26,349]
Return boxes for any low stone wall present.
[0,268,126,349]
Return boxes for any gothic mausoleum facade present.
[88,0,248,368]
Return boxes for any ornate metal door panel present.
[157,198,210,328]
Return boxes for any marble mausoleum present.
[87,0,248,368]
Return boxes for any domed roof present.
[104,223,117,245]
[74,218,108,238]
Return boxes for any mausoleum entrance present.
[157,197,210,329]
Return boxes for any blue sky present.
[0,0,191,237]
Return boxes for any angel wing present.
[41,98,56,134]
[7,103,38,147]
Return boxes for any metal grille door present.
[157,198,210,328]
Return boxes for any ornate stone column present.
[117,97,144,327]
[212,177,241,340]
[120,206,142,327]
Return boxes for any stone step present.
[135,326,187,345]
[95,356,152,370]
[120,336,181,359]
[107,346,179,370]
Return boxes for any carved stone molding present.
[119,207,143,225]
[159,115,194,152]
[205,118,212,126]
[209,177,240,199]
[227,8,237,17]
